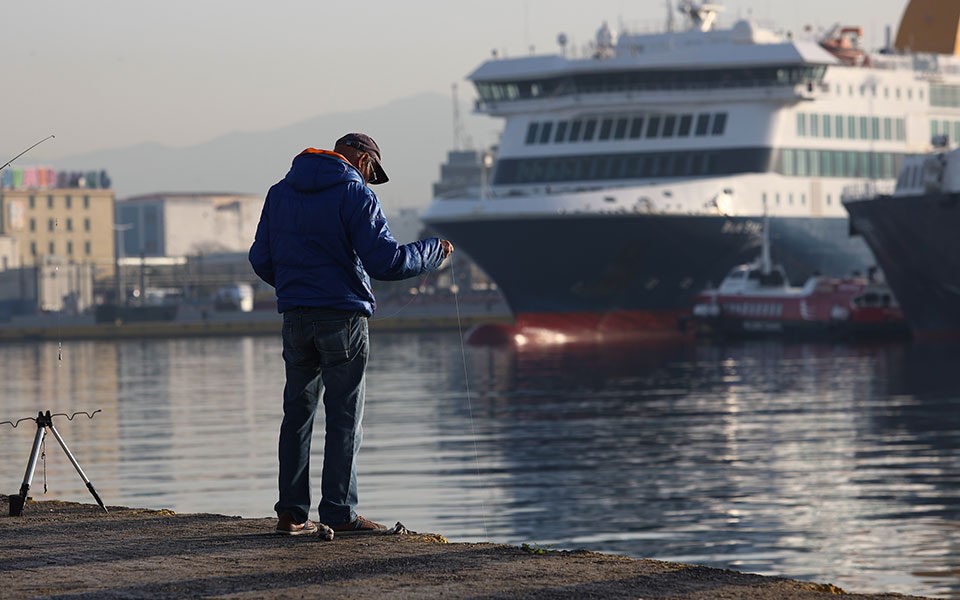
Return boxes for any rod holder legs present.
[8,410,107,516]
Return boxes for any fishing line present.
[0,135,60,358]
[449,259,489,540]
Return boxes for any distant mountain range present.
[46,92,496,211]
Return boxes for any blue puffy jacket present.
[248,148,446,315]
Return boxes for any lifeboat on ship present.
[819,25,869,66]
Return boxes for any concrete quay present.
[0,499,930,599]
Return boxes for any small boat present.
[689,215,908,339]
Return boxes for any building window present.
[629,117,644,139]
[66,218,73,231]
[646,116,661,138]
[538,121,553,144]
[48,218,55,232]
[84,218,90,232]
[695,113,710,136]
[582,119,598,140]
[598,118,613,140]
[29,218,35,232]
[822,114,831,138]
[614,117,628,140]
[66,241,73,255]
[810,114,819,137]
[47,196,54,209]
[712,113,727,135]
[554,121,568,142]
[30,242,36,256]
[65,196,72,209]
[847,115,856,138]
[678,114,692,136]
[48,241,55,255]
[84,241,91,255]
[797,113,807,136]
[83,195,90,209]
[568,120,583,141]
[835,115,844,139]
[525,122,539,144]
[29,196,35,209]
[662,115,677,137]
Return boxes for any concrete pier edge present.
[0,498,930,599]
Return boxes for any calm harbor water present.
[1,331,958,598]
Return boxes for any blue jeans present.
[275,308,369,525]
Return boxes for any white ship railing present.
[841,180,895,201]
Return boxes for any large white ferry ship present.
[423,0,960,342]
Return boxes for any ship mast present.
[451,83,467,151]
[760,198,772,276]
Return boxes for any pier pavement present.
[0,499,930,599]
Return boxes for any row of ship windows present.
[26,217,92,232]
[833,83,924,102]
[930,119,960,141]
[524,113,727,145]
[796,113,907,141]
[492,148,903,184]
[930,84,960,108]
[781,149,900,179]
[29,240,93,256]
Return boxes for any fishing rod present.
[1,134,55,171]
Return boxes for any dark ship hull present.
[428,212,873,342]
[845,192,960,338]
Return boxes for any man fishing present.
[249,133,453,537]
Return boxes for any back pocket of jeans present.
[311,318,351,362]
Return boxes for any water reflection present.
[0,334,957,598]
[459,339,960,598]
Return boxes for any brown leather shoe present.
[327,514,388,536]
[276,513,334,540]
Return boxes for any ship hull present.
[845,192,960,338]
[428,213,873,340]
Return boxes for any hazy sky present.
[6,0,908,161]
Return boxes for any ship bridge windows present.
[474,65,826,105]
[524,111,727,146]
[797,112,906,142]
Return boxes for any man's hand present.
[440,239,454,258]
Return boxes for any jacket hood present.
[284,148,364,193]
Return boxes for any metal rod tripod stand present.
[8,410,107,517]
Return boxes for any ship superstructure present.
[423,0,960,341]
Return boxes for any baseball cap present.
[336,132,389,184]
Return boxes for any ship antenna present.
[666,0,676,32]
[760,197,772,275]
[451,83,466,152]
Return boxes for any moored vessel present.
[844,144,960,339]
[424,0,958,344]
